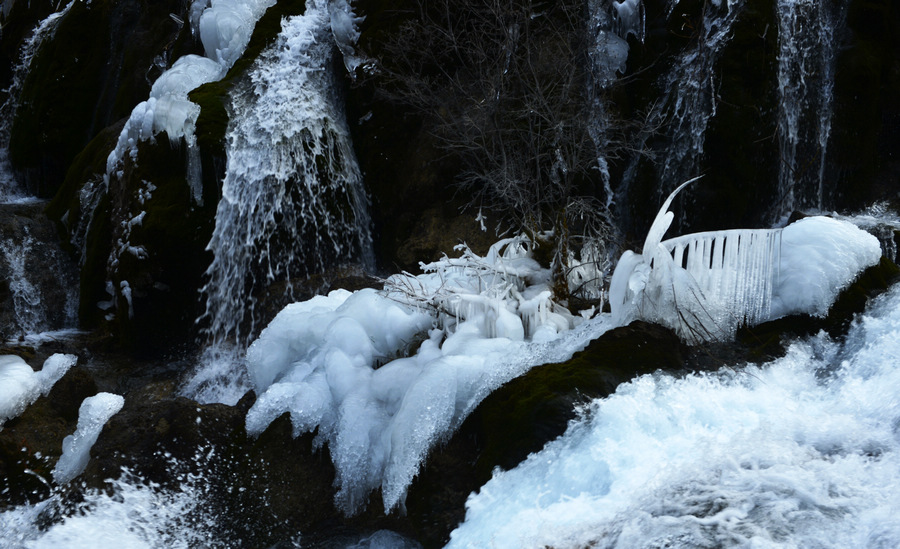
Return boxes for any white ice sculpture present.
[609,178,882,342]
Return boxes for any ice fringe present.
[609,178,883,342]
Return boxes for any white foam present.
[449,284,900,548]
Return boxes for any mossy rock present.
[405,321,686,547]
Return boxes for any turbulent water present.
[448,283,900,548]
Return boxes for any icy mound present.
[448,285,900,548]
[0,354,76,425]
[107,55,223,173]
[610,180,882,341]
[245,239,611,514]
[52,393,124,484]
[771,215,882,318]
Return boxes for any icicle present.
[609,179,879,343]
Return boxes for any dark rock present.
[6,0,200,197]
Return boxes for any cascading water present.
[185,0,374,404]
[0,224,79,343]
[449,281,900,548]
[0,3,73,202]
[774,0,847,217]
[1,235,42,337]
[615,0,744,226]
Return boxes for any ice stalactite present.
[775,0,848,218]
[0,2,73,202]
[187,0,373,404]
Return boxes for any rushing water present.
[448,282,900,548]
[186,0,373,404]
[774,0,847,217]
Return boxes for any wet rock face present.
[5,0,200,197]
[0,202,78,341]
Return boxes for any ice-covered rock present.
[610,180,882,342]
[0,354,76,425]
[245,237,608,515]
[52,392,125,484]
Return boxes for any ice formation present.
[610,180,882,342]
[0,354,76,425]
[449,283,900,549]
[52,393,125,484]
[106,0,276,176]
[588,0,645,86]
[245,238,613,514]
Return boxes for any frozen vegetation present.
[0,354,76,425]
[245,237,614,513]
[609,180,882,341]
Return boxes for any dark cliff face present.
[4,0,201,198]
[0,0,898,350]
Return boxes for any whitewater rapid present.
[449,284,900,548]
